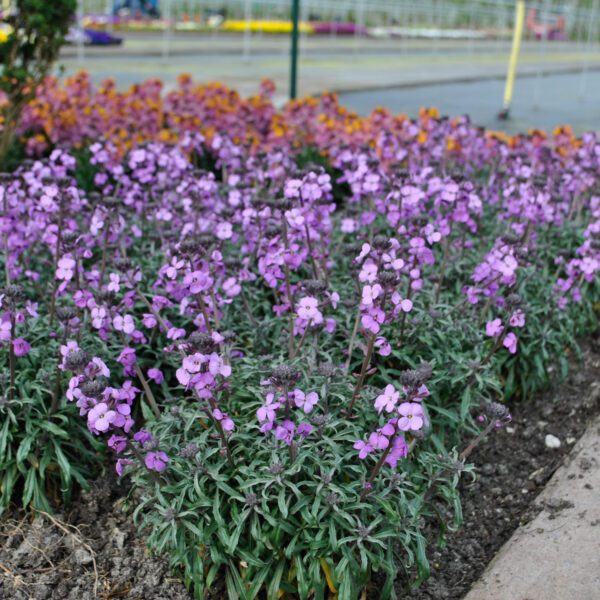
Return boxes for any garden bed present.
[2,337,599,600]
[410,337,600,600]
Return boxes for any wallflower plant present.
[0,78,599,599]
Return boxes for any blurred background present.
[29,0,600,132]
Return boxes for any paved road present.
[59,33,600,133]
[339,70,600,134]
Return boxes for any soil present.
[410,338,600,600]
[1,341,599,600]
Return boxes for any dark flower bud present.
[179,237,201,256]
[321,472,332,485]
[56,306,77,322]
[64,350,90,372]
[357,526,371,539]
[88,191,101,204]
[303,279,327,296]
[179,442,199,459]
[102,196,121,209]
[170,406,181,416]
[187,332,216,353]
[164,507,177,521]
[400,362,432,388]
[96,290,116,304]
[372,234,391,251]
[113,256,132,271]
[450,172,466,183]
[501,232,520,245]
[61,231,79,250]
[311,413,330,427]
[506,293,522,307]
[224,257,243,270]
[324,492,339,506]
[80,379,107,399]
[268,462,285,475]
[270,365,301,388]
[378,271,398,288]
[345,242,364,256]
[533,174,547,187]
[3,284,24,302]
[484,401,510,420]
[515,247,529,260]
[317,362,336,378]
[274,198,292,211]
[244,493,258,507]
[265,224,282,237]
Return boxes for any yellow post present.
[500,0,526,118]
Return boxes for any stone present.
[544,434,561,449]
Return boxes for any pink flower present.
[88,402,116,433]
[145,451,169,472]
[107,273,120,293]
[147,368,164,384]
[354,439,373,459]
[293,390,319,413]
[374,384,400,413]
[0,320,11,342]
[397,402,424,431]
[485,318,504,338]
[361,284,382,306]
[56,256,76,281]
[297,296,322,322]
[509,310,525,328]
[503,332,518,354]
[12,338,31,357]
[213,408,235,431]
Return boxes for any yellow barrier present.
[502,0,526,113]
[222,20,314,34]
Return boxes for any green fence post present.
[290,0,300,100]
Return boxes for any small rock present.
[73,547,93,566]
[505,426,515,434]
[566,437,576,445]
[545,434,561,449]
[481,463,495,476]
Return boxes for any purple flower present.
[145,451,169,472]
[297,296,321,321]
[134,429,152,446]
[384,436,409,468]
[503,332,518,354]
[213,408,235,432]
[485,318,504,338]
[116,458,134,476]
[293,390,319,413]
[88,402,117,434]
[297,422,313,438]
[368,431,390,450]
[374,384,400,413]
[509,310,525,328]
[257,393,280,423]
[274,420,295,445]
[12,338,31,357]
[147,367,164,384]
[397,402,424,431]
[107,434,127,454]
[354,439,373,459]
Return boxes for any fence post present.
[499,0,526,119]
[243,0,251,61]
[579,0,599,99]
[290,0,300,99]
